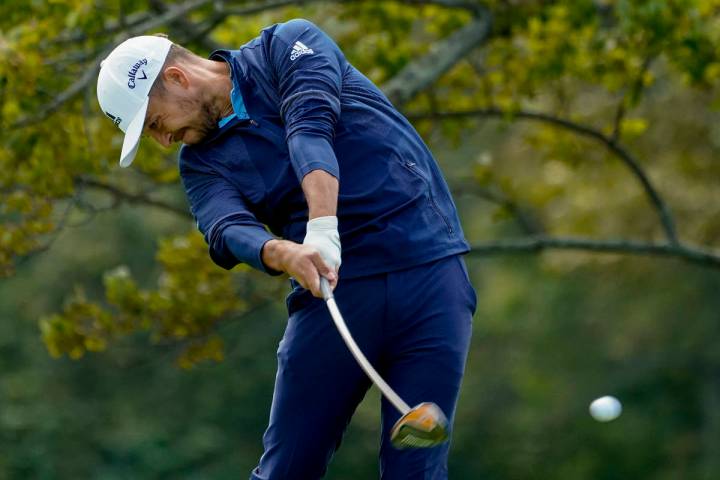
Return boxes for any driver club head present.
[389,402,449,449]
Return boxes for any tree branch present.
[23,0,485,129]
[217,0,303,16]
[76,178,191,219]
[50,0,480,49]
[468,236,720,269]
[407,108,679,244]
[12,0,216,129]
[51,10,152,46]
[452,182,545,235]
[12,197,78,272]
[148,0,221,52]
[399,0,485,9]
[209,0,483,34]
[382,10,493,106]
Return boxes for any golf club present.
[319,277,449,449]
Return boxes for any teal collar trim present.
[218,112,236,128]
[209,49,250,127]
[218,85,250,128]
[230,86,249,120]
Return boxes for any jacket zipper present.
[403,161,454,235]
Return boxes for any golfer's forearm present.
[301,169,338,219]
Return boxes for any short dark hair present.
[149,35,198,97]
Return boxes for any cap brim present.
[119,97,149,168]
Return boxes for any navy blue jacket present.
[179,19,469,279]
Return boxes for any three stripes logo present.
[290,41,314,61]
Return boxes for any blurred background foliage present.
[1,0,720,478]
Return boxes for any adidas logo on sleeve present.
[290,41,314,61]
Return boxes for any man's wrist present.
[306,215,338,231]
[261,239,290,273]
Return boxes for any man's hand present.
[261,239,338,298]
[261,170,341,298]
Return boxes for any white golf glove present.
[303,215,341,271]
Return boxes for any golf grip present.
[320,278,411,415]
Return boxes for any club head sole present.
[390,402,449,449]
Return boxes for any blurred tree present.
[2,0,720,478]
[2,0,716,362]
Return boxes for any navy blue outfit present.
[178,18,476,479]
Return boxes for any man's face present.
[143,76,221,147]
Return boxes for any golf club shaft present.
[320,278,411,415]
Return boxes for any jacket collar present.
[209,49,251,123]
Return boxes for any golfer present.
[97,18,476,479]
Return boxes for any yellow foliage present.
[620,117,649,138]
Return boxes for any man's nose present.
[151,130,173,148]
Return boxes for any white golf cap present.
[96,36,172,167]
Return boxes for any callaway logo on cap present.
[96,36,172,167]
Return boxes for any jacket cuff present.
[218,225,281,275]
[287,133,340,182]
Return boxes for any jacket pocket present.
[401,160,454,236]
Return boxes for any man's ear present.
[161,66,189,89]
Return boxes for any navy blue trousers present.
[250,255,476,479]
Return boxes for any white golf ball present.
[589,395,622,422]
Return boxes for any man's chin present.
[181,127,214,145]
[180,130,201,145]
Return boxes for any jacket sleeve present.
[180,150,279,275]
[268,19,345,182]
